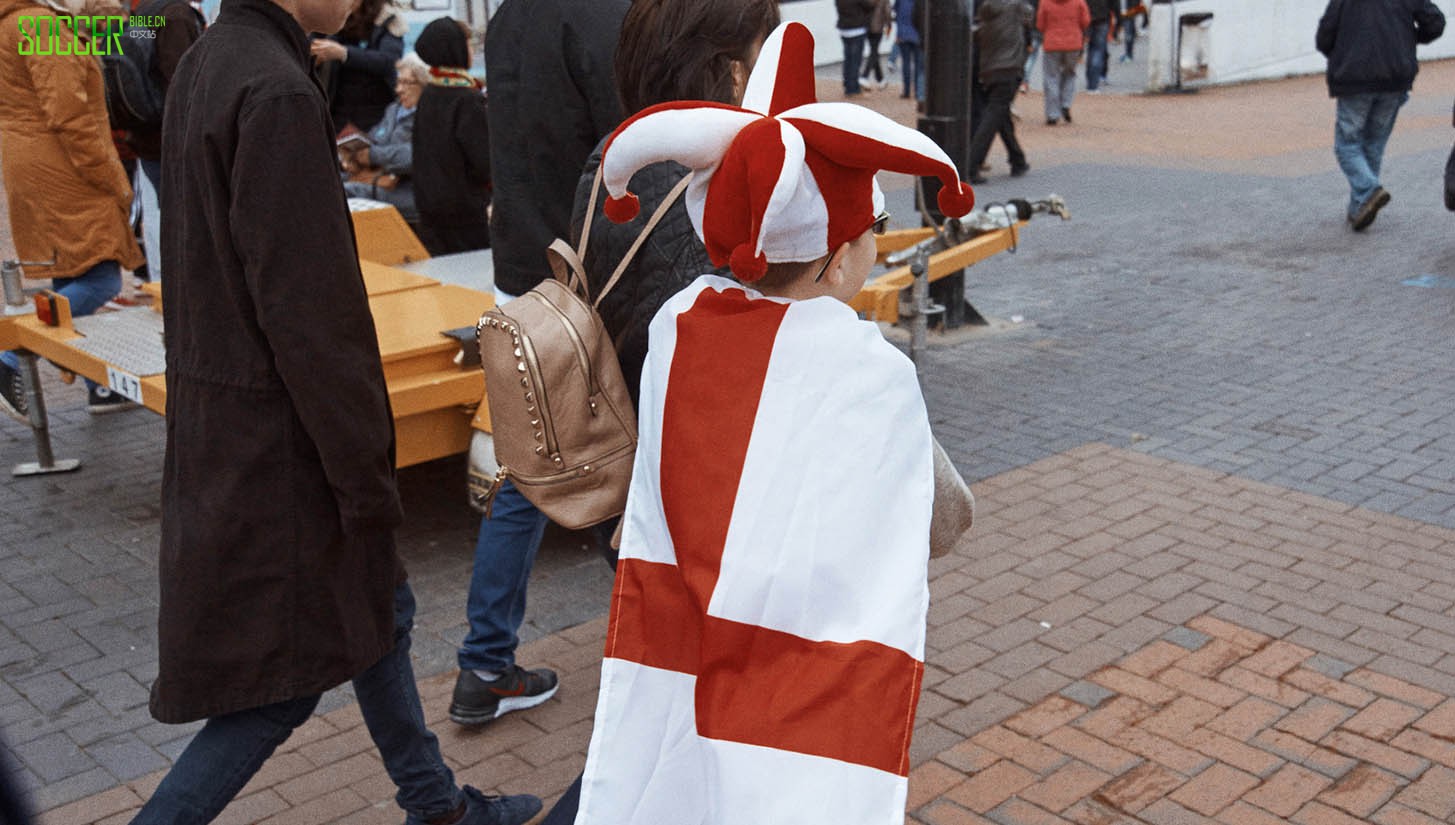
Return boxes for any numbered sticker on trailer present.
[105,367,144,404]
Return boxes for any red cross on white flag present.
[576,276,934,825]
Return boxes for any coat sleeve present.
[345,28,405,77]
[24,53,131,207]
[229,92,404,534]
[155,3,203,90]
[456,94,491,190]
[1414,0,1445,45]
[564,12,626,144]
[1315,0,1341,55]
[1079,0,1090,30]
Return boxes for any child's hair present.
[755,258,821,292]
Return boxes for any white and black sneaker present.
[0,362,28,423]
[449,664,559,726]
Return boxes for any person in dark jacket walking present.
[485,0,628,298]
[968,0,1033,182]
[448,0,629,733]
[1316,0,1444,230]
[837,0,874,96]
[895,0,923,99]
[132,0,541,821]
[412,18,492,253]
[1084,0,1110,90]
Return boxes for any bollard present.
[1,258,81,476]
[2,260,27,315]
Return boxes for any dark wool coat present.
[413,19,491,233]
[1316,0,1444,98]
[571,147,727,410]
[153,0,405,724]
[484,0,628,297]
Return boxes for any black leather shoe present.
[449,665,559,726]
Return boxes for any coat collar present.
[216,0,311,69]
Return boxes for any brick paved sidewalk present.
[41,444,1455,823]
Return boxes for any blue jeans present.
[2,260,120,391]
[1086,21,1109,89]
[1334,92,1407,217]
[133,584,464,825]
[898,40,923,99]
[841,34,866,95]
[1118,15,1136,59]
[458,480,548,673]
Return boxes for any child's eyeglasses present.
[814,211,891,282]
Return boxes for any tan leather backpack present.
[472,171,692,529]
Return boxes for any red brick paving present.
[41,443,1455,823]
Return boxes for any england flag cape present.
[575,275,934,824]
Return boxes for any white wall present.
[1144,0,1455,91]
[779,0,846,65]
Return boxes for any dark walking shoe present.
[1350,187,1391,232]
[460,786,542,825]
[0,361,28,423]
[1010,163,1030,177]
[449,665,558,725]
[427,786,542,825]
[1062,107,1072,123]
[1045,118,1058,126]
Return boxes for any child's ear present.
[822,242,853,288]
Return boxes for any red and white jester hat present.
[598,21,975,282]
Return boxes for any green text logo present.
[16,14,166,56]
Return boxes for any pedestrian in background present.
[0,0,144,420]
[1037,0,1089,125]
[450,0,629,733]
[837,0,874,96]
[1023,0,1042,92]
[412,18,491,254]
[969,0,1033,182]
[1084,0,1110,90]
[895,0,923,100]
[860,0,892,90]
[1117,0,1146,62]
[1316,0,1444,231]
[312,0,407,133]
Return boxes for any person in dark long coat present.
[133,0,543,821]
[412,17,492,254]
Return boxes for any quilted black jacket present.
[570,144,730,408]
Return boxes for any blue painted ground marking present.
[1402,274,1455,288]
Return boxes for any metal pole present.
[2,259,80,476]
[909,255,929,377]
[917,0,985,329]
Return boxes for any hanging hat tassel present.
[937,181,975,218]
[604,193,641,223]
[730,244,769,282]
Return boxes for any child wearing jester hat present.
[570,21,975,825]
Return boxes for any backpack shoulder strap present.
[549,161,603,298]
[592,170,693,311]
